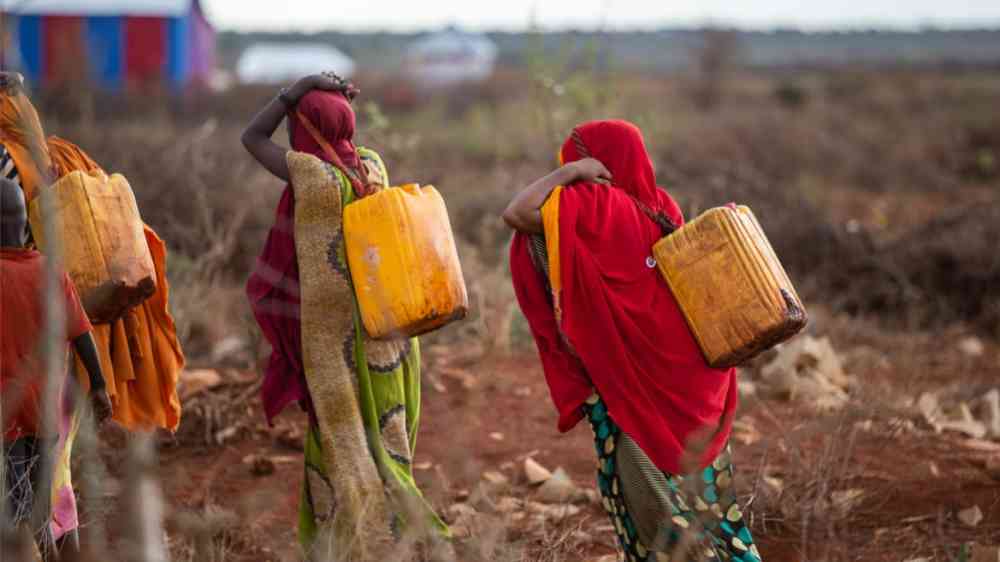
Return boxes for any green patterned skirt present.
[584,395,761,562]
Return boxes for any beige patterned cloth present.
[289,151,392,560]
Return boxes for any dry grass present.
[5,64,998,561]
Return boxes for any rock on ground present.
[756,336,853,409]
[524,457,553,485]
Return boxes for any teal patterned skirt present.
[584,395,761,562]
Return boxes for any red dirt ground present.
[92,332,1000,562]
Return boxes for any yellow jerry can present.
[653,205,807,368]
[344,183,469,339]
[28,171,156,324]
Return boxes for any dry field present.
[24,64,1000,561]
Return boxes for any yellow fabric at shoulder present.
[542,186,563,299]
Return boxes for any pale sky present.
[203,0,1000,32]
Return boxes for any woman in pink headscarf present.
[242,74,448,556]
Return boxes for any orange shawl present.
[1,91,183,431]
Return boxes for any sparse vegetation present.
[6,61,1000,561]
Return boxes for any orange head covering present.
[0,84,52,200]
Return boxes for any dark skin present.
[241,73,359,182]
[0,178,112,424]
[501,158,613,234]
[0,70,25,94]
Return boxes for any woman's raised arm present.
[502,158,612,233]
[241,74,358,182]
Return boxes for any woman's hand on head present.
[566,158,612,185]
[290,73,360,103]
[0,71,25,94]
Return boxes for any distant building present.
[405,28,497,88]
[236,43,355,85]
[0,0,215,91]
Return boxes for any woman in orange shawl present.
[0,75,183,427]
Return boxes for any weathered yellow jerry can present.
[653,205,807,368]
[29,171,156,324]
[344,184,469,339]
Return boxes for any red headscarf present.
[510,120,737,473]
[290,90,360,167]
[249,90,361,424]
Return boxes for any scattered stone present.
[959,337,985,357]
[830,489,865,515]
[936,404,988,439]
[985,455,1000,481]
[482,471,509,486]
[495,496,522,513]
[571,488,600,505]
[890,418,917,433]
[981,389,1000,439]
[242,455,276,477]
[854,419,874,432]
[537,467,577,503]
[438,366,478,389]
[763,476,784,496]
[958,505,984,528]
[214,426,240,444]
[446,502,477,521]
[489,432,505,441]
[731,419,762,446]
[525,501,581,521]
[179,368,223,399]
[970,544,1000,562]
[524,457,553,485]
[936,419,988,439]
[513,387,533,397]
[962,439,1000,453]
[445,503,479,538]
[757,336,852,410]
[273,426,304,451]
[210,335,248,365]
[842,345,892,372]
[917,392,941,423]
[923,397,992,440]
[928,462,941,478]
[413,461,433,471]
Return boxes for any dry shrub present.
[15,66,999,561]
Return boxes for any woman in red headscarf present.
[243,74,448,558]
[505,121,760,562]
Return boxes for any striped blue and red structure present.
[11,2,213,92]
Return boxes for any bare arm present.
[502,158,612,234]
[241,73,359,182]
[72,332,112,424]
